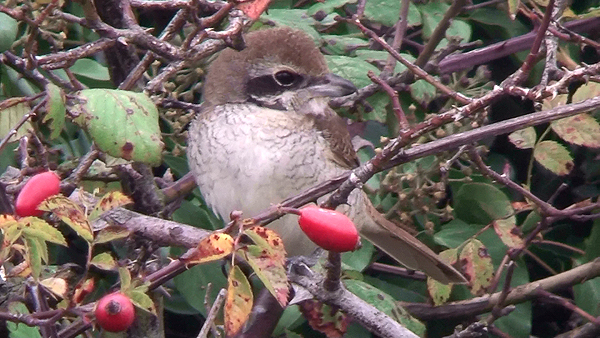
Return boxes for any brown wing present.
[355,192,468,284]
[313,112,360,169]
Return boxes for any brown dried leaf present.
[237,0,271,20]
[298,299,349,338]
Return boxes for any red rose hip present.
[95,292,135,332]
[15,171,61,217]
[298,206,360,252]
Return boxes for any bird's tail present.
[348,191,467,284]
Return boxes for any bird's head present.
[203,27,356,111]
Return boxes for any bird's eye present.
[273,70,298,86]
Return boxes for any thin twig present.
[340,16,472,105]
[197,288,226,338]
[382,0,410,76]
[367,71,409,130]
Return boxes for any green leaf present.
[174,262,227,317]
[508,127,537,149]
[342,240,375,272]
[521,211,541,234]
[1,65,37,97]
[44,84,66,139]
[129,288,156,314]
[533,140,574,176]
[434,219,480,248]
[273,306,303,336]
[551,114,600,148]
[574,277,600,317]
[453,183,514,225]
[419,2,450,40]
[242,227,288,307]
[364,0,421,27]
[90,252,117,271]
[572,80,600,103]
[355,50,412,75]
[39,195,93,243]
[492,217,523,248]
[325,55,380,88]
[344,279,425,336]
[495,301,532,337]
[94,226,130,244]
[0,13,18,53]
[0,99,33,143]
[25,236,44,280]
[320,35,369,55]
[242,244,288,307]
[70,58,110,81]
[7,302,42,338]
[307,0,357,16]
[68,89,164,165]
[89,191,132,221]
[578,218,600,263]
[163,154,190,177]
[19,217,67,246]
[410,79,437,104]
[427,249,457,305]
[171,199,222,231]
[460,239,493,295]
[119,266,132,290]
[446,19,472,42]
[468,8,530,39]
[261,9,320,40]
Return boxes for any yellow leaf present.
[94,226,130,244]
[41,277,68,299]
[39,195,93,242]
[186,233,234,264]
[242,227,288,307]
[493,217,524,248]
[225,265,253,336]
[89,191,132,221]
[427,249,458,305]
[0,214,18,229]
[90,252,117,271]
[460,240,493,295]
[19,217,67,246]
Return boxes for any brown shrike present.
[187,27,466,284]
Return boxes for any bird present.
[187,27,466,284]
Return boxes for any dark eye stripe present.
[246,72,304,97]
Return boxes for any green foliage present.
[68,89,164,165]
[0,13,18,53]
[345,279,426,336]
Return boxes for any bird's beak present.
[307,73,357,98]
